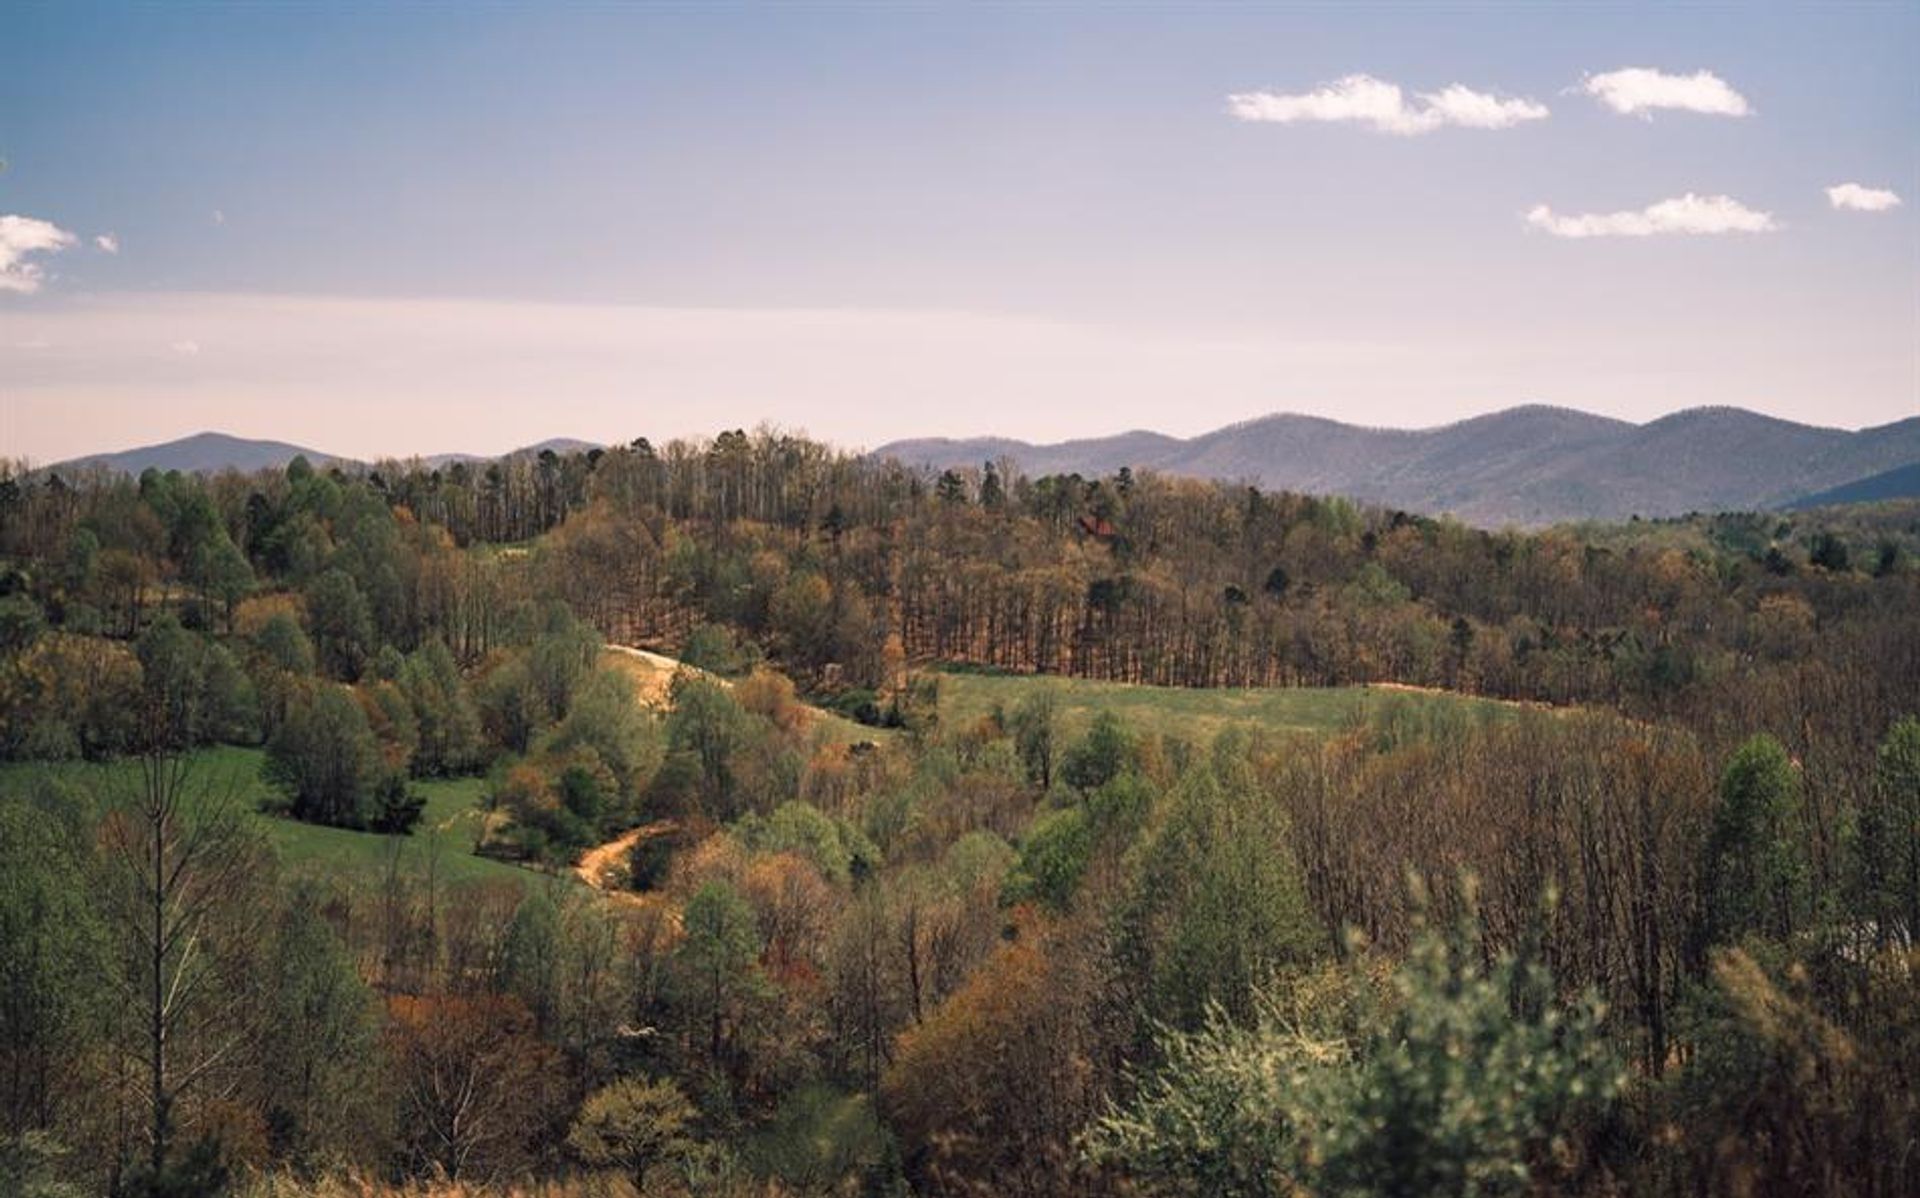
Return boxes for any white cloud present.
[1826,183,1902,213]
[1525,193,1778,238]
[95,232,120,253]
[1228,74,1548,135]
[171,340,201,356]
[1580,68,1750,118]
[211,209,226,226]
[0,215,78,294]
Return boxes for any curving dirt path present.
[575,819,679,891]
[600,644,725,708]
[1365,680,1554,712]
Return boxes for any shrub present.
[568,1075,700,1185]
[1088,923,1624,1197]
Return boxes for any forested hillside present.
[2,430,1918,1197]
[878,405,1920,525]
[1788,460,1920,509]
[54,432,353,476]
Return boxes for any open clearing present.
[0,746,532,891]
[601,644,709,707]
[931,670,1515,744]
[602,645,887,745]
[0,669,1509,897]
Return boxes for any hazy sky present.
[3,2,1915,462]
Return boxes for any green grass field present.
[0,746,535,892]
[0,677,1507,892]
[932,671,1516,746]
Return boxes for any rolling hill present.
[48,409,1920,526]
[53,431,349,476]
[1785,460,1920,509]
[51,433,603,477]
[876,406,1920,526]
[422,437,602,468]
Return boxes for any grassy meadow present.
[931,669,1520,745]
[0,673,1513,900]
[0,745,534,891]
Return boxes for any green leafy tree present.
[681,622,750,676]
[524,606,601,721]
[259,882,379,1163]
[1088,924,1624,1198]
[361,679,419,772]
[194,535,254,633]
[735,801,879,885]
[1061,711,1133,793]
[544,669,660,811]
[0,595,44,655]
[1302,930,1622,1197]
[367,773,426,835]
[304,569,374,681]
[558,764,606,827]
[1851,716,1920,945]
[567,1075,700,1186]
[250,613,315,738]
[135,616,258,748]
[398,638,483,775]
[265,685,384,828]
[1808,532,1851,572]
[627,826,690,892]
[254,612,315,676]
[1006,688,1059,790]
[665,677,755,820]
[1002,806,1094,912]
[674,881,765,1067]
[747,1085,904,1195]
[499,892,562,1031]
[0,800,108,1138]
[1700,734,1810,948]
[476,658,542,754]
[1085,965,1367,1198]
[1118,738,1322,1029]
[59,527,100,607]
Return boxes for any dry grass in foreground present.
[236,1170,792,1198]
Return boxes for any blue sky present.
[2,2,1914,461]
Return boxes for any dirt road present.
[574,819,679,891]
[600,644,723,708]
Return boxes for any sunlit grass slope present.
[0,746,530,890]
[932,670,1516,745]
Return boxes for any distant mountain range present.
[44,408,1920,527]
[876,405,1920,526]
[52,432,601,476]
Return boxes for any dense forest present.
[2,430,1918,1197]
